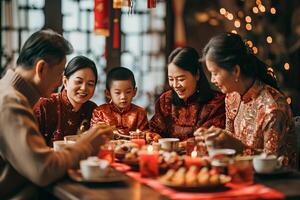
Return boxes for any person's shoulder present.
[93,103,110,112]
[0,85,30,109]
[131,103,147,112]
[260,85,289,110]
[84,100,97,109]
[157,90,172,102]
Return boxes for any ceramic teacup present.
[53,140,68,151]
[80,157,110,179]
[253,154,283,173]
[158,138,179,152]
[64,135,80,144]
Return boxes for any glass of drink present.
[228,156,254,185]
[98,143,115,164]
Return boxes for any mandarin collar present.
[109,101,132,114]
[241,80,264,103]
[61,89,76,111]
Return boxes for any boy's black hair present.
[106,67,136,90]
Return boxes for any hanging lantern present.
[113,0,122,9]
[148,0,156,8]
[113,17,120,49]
[94,0,109,36]
[113,0,131,9]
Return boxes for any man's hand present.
[79,124,113,154]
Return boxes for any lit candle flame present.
[147,145,153,152]
[191,150,197,158]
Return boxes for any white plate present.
[255,168,293,176]
[68,168,127,183]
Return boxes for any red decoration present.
[113,17,120,49]
[94,0,109,36]
[113,0,122,8]
[148,0,156,9]
[173,0,186,47]
[113,0,131,9]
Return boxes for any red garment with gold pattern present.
[150,90,225,141]
[90,102,149,134]
[226,80,297,168]
[33,90,97,146]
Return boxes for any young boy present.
[91,67,149,136]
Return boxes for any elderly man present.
[0,29,111,199]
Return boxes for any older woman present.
[201,33,297,168]
[34,56,98,146]
[150,47,225,142]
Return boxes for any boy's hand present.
[145,131,161,143]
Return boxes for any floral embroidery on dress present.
[225,80,297,168]
[150,90,225,141]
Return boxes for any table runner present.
[112,163,285,200]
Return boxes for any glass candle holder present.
[139,145,159,177]
[184,149,203,167]
[186,138,196,156]
[98,143,115,164]
[130,129,146,148]
[228,156,254,185]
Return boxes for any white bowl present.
[253,155,281,173]
[80,158,110,179]
[208,148,236,158]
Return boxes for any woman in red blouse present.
[150,47,225,142]
[200,33,297,168]
[34,56,98,146]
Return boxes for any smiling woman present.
[149,47,226,141]
[33,56,98,146]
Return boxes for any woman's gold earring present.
[235,78,239,83]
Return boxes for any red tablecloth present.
[112,163,285,200]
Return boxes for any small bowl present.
[64,135,80,143]
[158,138,180,152]
[80,157,110,179]
[208,148,236,159]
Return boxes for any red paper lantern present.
[94,0,109,36]
[148,0,156,8]
[113,0,131,9]
[113,18,120,49]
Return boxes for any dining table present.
[47,163,300,200]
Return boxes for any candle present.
[139,145,159,177]
[98,143,115,164]
[131,138,146,148]
[184,150,203,167]
[130,129,146,148]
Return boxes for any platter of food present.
[159,166,231,192]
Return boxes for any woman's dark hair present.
[17,29,73,69]
[202,32,278,89]
[106,67,136,90]
[64,56,98,84]
[168,47,214,105]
